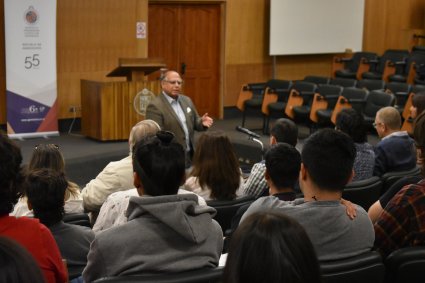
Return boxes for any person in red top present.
[0,131,67,283]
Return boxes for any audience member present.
[231,143,300,232]
[83,131,223,282]
[336,108,375,181]
[373,111,425,257]
[373,106,416,176]
[223,211,321,283]
[410,91,425,120]
[146,70,213,166]
[12,143,83,217]
[93,187,206,233]
[81,120,160,214]
[0,236,45,283]
[25,168,94,272]
[184,131,244,200]
[243,118,298,198]
[241,129,374,261]
[0,131,67,283]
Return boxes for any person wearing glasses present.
[146,70,213,167]
[373,106,416,177]
[82,131,223,282]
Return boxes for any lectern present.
[81,58,166,141]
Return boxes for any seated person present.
[373,106,416,177]
[184,131,244,200]
[83,131,223,282]
[223,211,321,283]
[373,111,425,258]
[93,187,206,233]
[241,129,375,261]
[12,143,83,217]
[231,143,300,233]
[368,175,422,223]
[336,108,375,182]
[0,132,67,283]
[81,120,160,214]
[0,236,45,283]
[25,168,94,272]
[242,118,298,198]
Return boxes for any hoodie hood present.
[126,194,217,244]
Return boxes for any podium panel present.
[81,80,161,141]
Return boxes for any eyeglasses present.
[34,144,60,150]
[164,80,184,86]
[373,122,383,128]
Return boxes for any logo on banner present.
[24,6,38,25]
[21,105,46,115]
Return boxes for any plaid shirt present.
[242,161,268,198]
[374,179,425,258]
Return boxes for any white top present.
[11,190,84,217]
[183,176,245,201]
[92,188,207,233]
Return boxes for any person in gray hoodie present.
[83,131,223,282]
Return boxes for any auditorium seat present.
[236,82,267,128]
[310,84,343,126]
[381,166,421,195]
[260,79,292,133]
[321,251,385,283]
[92,267,224,283]
[385,246,425,283]
[323,87,369,125]
[361,49,409,82]
[207,195,255,233]
[330,78,357,88]
[343,176,382,211]
[362,90,396,129]
[282,81,317,123]
[384,82,411,115]
[332,52,378,80]
[388,51,425,84]
[303,75,330,85]
[356,79,386,91]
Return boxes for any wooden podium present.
[81,58,166,141]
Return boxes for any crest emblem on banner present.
[24,6,38,24]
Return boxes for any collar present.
[272,191,296,201]
[382,131,409,140]
[162,92,179,104]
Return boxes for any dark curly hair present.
[0,132,24,215]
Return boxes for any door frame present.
[148,0,226,118]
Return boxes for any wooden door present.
[148,3,221,118]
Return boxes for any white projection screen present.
[270,0,365,56]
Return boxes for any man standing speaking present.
[145,70,213,166]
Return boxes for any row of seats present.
[333,47,425,84]
[89,248,425,283]
[237,77,425,134]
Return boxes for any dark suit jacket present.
[145,93,206,152]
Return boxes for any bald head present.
[376,107,401,131]
[128,120,160,153]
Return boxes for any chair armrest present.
[323,94,340,100]
[334,57,353,63]
[299,91,315,98]
[347,98,367,105]
[362,58,379,66]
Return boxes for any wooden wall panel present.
[2,0,425,123]
[57,0,148,119]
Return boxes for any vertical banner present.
[5,0,58,138]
